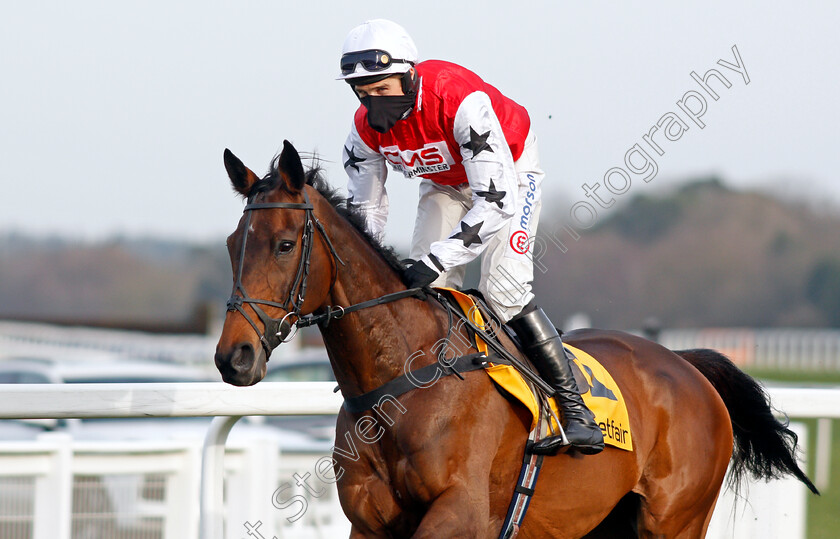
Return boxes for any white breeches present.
[409,130,545,322]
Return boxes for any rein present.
[295,288,426,328]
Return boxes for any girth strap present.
[343,352,502,414]
[499,435,545,539]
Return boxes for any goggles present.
[340,49,413,76]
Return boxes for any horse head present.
[215,141,338,386]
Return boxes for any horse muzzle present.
[215,341,267,386]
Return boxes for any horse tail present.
[674,348,819,495]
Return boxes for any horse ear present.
[224,149,260,196]
[277,140,306,192]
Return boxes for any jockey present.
[338,19,603,455]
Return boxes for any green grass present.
[743,368,839,539]
[798,418,839,539]
[745,367,840,386]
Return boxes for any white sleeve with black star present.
[427,91,518,270]
[342,122,389,240]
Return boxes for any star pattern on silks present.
[475,179,506,209]
[450,220,484,248]
[344,145,365,172]
[461,126,494,158]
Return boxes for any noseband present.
[225,189,343,356]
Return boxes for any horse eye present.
[276,240,295,255]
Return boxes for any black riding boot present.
[507,305,605,455]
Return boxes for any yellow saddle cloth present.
[443,288,633,452]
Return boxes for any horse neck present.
[313,197,448,397]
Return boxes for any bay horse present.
[215,141,817,538]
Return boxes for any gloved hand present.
[403,258,440,289]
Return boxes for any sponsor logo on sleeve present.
[508,173,538,254]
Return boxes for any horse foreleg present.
[339,476,405,538]
[410,485,491,539]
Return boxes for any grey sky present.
[1,1,838,249]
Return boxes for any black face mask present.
[360,93,416,133]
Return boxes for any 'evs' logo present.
[380,142,455,179]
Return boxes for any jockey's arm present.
[422,91,518,272]
[342,122,389,240]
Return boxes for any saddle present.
[341,286,633,452]
[440,288,633,452]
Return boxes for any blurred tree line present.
[1,178,839,332]
[533,178,840,329]
[0,235,231,332]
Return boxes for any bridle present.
[226,187,426,358]
[225,189,344,356]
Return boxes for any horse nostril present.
[231,343,255,371]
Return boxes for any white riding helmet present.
[338,19,418,82]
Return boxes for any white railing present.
[0,382,342,539]
[0,383,838,539]
[4,321,840,372]
[0,321,219,369]
[0,433,345,539]
[661,328,840,370]
[0,382,341,420]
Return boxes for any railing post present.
[815,418,832,491]
[32,433,73,539]
[200,416,242,539]
[165,442,202,539]
[224,434,280,539]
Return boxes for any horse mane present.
[249,153,407,276]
